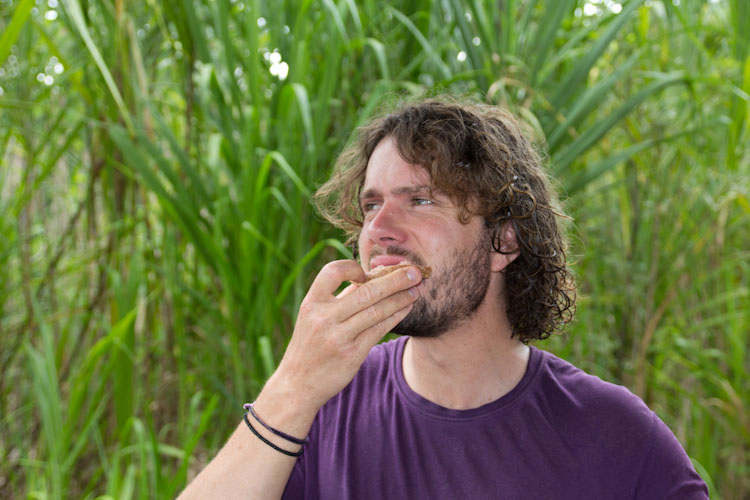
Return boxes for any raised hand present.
[267,259,423,413]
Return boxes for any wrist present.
[253,374,321,438]
[266,362,331,412]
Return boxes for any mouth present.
[369,255,410,269]
[365,263,432,282]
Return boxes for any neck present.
[401,288,530,410]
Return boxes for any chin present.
[391,301,448,338]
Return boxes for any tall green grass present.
[1,0,747,498]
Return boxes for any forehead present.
[362,136,432,192]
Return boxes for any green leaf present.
[553,73,686,173]
[62,0,134,131]
[0,0,35,66]
[550,0,644,111]
[389,7,451,80]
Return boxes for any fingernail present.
[407,269,419,281]
[408,287,418,298]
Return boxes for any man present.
[179,97,709,499]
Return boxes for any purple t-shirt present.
[283,337,708,499]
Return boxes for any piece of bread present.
[365,264,432,282]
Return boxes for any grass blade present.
[0,0,35,66]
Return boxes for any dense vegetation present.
[1,0,748,498]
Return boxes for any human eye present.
[413,198,434,206]
[361,201,381,212]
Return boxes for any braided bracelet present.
[243,413,303,457]
[243,403,309,445]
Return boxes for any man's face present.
[357,137,493,337]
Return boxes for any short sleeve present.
[281,453,306,499]
[633,413,709,499]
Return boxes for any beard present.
[390,232,492,338]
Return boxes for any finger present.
[335,264,420,300]
[340,286,419,334]
[355,301,415,350]
[335,282,359,299]
[336,266,422,316]
[308,260,367,299]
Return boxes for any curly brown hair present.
[313,96,575,342]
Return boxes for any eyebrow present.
[359,185,434,202]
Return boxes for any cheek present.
[420,227,453,254]
[428,227,479,260]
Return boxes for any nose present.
[366,200,408,245]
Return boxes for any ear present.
[491,222,520,272]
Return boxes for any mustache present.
[369,245,426,267]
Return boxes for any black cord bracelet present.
[246,403,309,445]
[243,413,303,457]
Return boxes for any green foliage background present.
[1,0,748,498]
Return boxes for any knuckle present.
[328,259,356,273]
[299,302,328,330]
[322,260,364,282]
[327,259,349,269]
[358,285,377,304]
[322,331,356,357]
[310,310,331,330]
[321,260,344,278]
[298,299,315,316]
[365,304,385,323]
